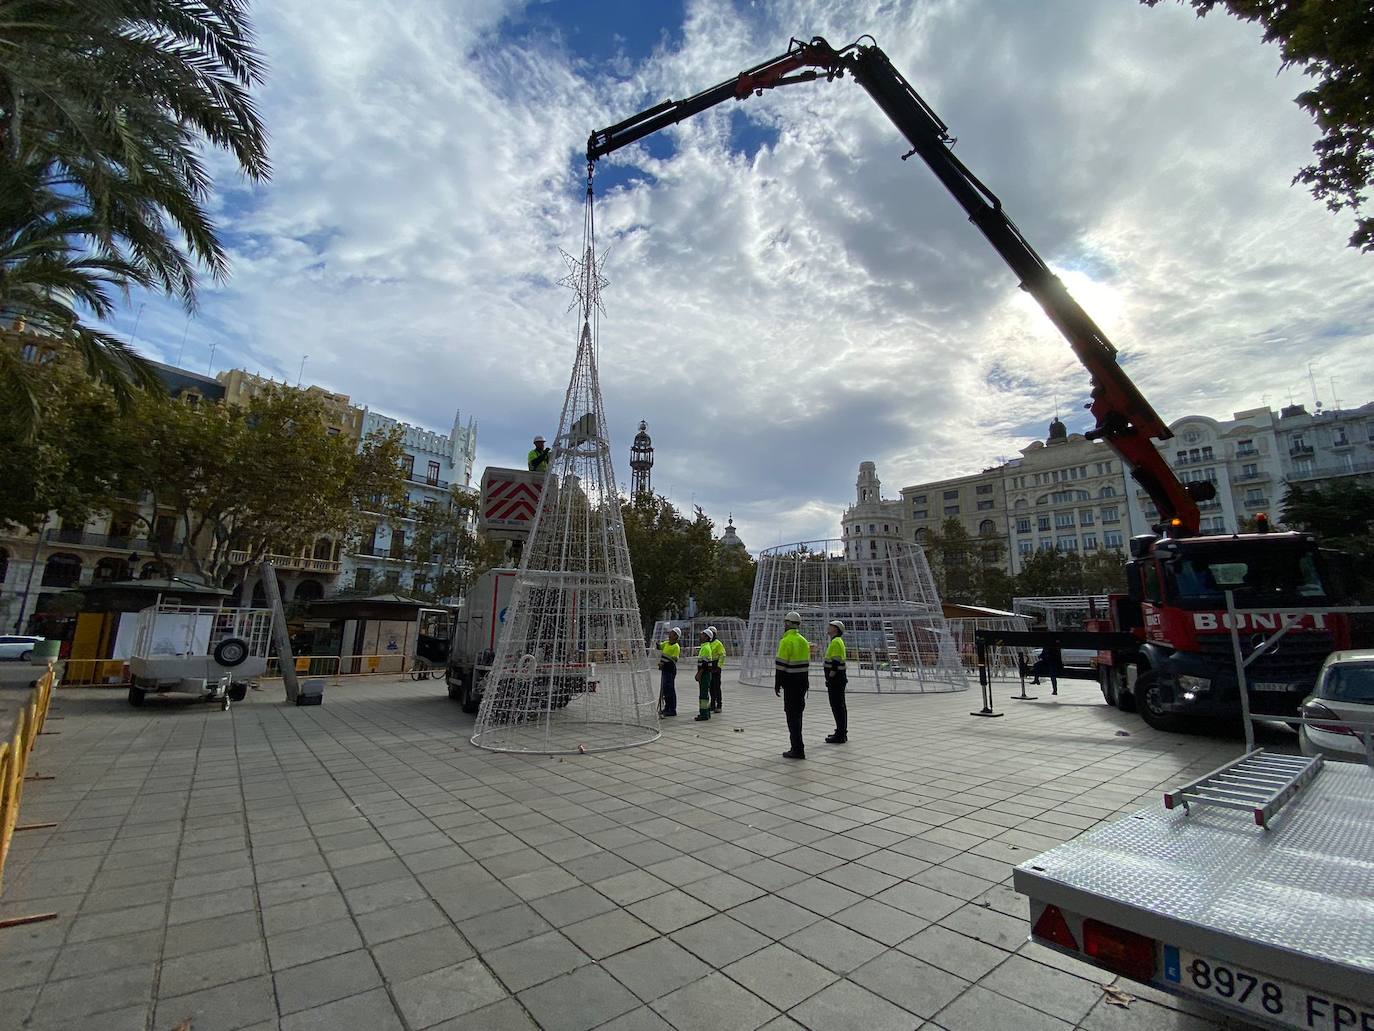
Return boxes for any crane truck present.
[585,34,1346,734]
[587,35,1371,1027]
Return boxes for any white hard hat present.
[784,611,802,625]
[706,625,717,635]
[828,619,845,633]
[534,435,545,444]
[669,626,681,637]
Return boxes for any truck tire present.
[1134,671,1179,732]
[213,637,249,668]
[1102,667,1135,712]
[461,682,481,715]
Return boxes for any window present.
[979,519,997,537]
[944,504,960,515]
[976,500,993,510]
[913,510,927,519]
[1104,530,1124,549]
[882,524,889,533]
[1019,541,1033,556]
[1245,489,1263,503]
[1236,438,1256,456]
[1295,458,1314,475]
[1079,509,1095,526]
[1143,562,1162,602]
[1037,515,1051,532]
[869,524,875,533]
[389,529,406,558]
[942,489,959,500]
[1057,536,1077,552]
[1201,446,1213,460]
[400,455,415,478]
[1016,517,1031,533]
[1083,534,1099,551]
[327,427,340,437]
[1055,513,1074,529]
[1102,506,1119,523]
[354,568,372,591]
[911,494,927,504]
[1242,463,1258,478]
[424,498,437,509]
[1100,485,1116,498]
[1014,498,1029,510]
[1333,428,1350,446]
[412,574,427,595]
[427,461,440,485]
[976,484,993,495]
[914,528,928,543]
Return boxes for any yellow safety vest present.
[775,629,810,678]
[659,640,681,668]
[825,636,846,675]
[709,638,726,668]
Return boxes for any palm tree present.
[0,0,271,426]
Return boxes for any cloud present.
[118,0,1374,557]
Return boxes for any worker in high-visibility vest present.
[527,435,551,472]
[774,611,811,758]
[824,619,848,744]
[707,624,726,713]
[694,628,718,721]
[658,627,681,717]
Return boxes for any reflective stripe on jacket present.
[775,629,810,676]
[824,636,846,673]
[659,640,681,668]
[697,643,718,668]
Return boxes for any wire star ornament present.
[557,244,610,319]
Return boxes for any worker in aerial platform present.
[694,628,718,721]
[823,619,848,744]
[527,435,551,472]
[658,626,681,717]
[707,624,726,713]
[774,612,810,759]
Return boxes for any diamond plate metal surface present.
[1020,763,1374,971]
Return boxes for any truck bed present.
[1014,761,1374,1022]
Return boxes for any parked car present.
[0,635,45,661]
[1298,649,1374,762]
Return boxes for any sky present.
[120,0,1374,555]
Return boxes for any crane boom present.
[586,36,1212,535]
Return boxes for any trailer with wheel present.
[126,602,273,709]
[1014,752,1374,1029]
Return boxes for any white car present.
[1298,650,1374,762]
[0,635,45,661]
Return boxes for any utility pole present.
[258,561,300,703]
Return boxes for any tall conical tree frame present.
[471,173,658,754]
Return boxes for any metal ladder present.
[1164,749,1324,829]
[881,621,899,670]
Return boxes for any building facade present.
[340,408,478,601]
[1002,418,1132,574]
[1273,401,1374,492]
[900,467,1008,570]
[841,462,906,563]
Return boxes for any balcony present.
[1174,453,1214,467]
[229,550,342,574]
[1232,470,1269,482]
[353,545,407,562]
[1289,443,1314,457]
[1235,447,1259,458]
[1243,496,1269,508]
[1331,436,1353,450]
[1198,499,1221,511]
[1286,458,1374,483]
[406,471,449,490]
[44,529,185,556]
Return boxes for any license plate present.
[1164,946,1371,1030]
[1252,682,1296,692]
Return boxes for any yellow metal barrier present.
[261,653,422,682]
[0,665,56,895]
[59,658,129,687]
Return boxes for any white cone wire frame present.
[647,617,748,661]
[740,539,968,693]
[472,187,657,754]
[946,616,1032,676]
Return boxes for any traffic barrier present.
[261,654,428,682]
[0,665,57,896]
[59,658,130,687]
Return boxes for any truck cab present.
[1119,531,1345,729]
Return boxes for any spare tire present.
[213,637,249,668]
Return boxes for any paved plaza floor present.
[0,673,1266,1031]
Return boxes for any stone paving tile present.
[0,675,1254,1031]
[651,971,780,1031]
[27,966,154,1027]
[519,964,641,1031]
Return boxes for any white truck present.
[444,466,545,713]
[1014,752,1374,1030]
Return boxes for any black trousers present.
[826,674,847,737]
[709,668,722,709]
[660,668,676,714]
[783,682,808,753]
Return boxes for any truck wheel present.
[128,686,146,707]
[1134,672,1179,732]
[1106,668,1135,712]
[1099,668,1115,706]
[461,683,481,715]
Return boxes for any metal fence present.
[0,665,57,893]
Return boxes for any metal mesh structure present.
[740,539,968,693]
[647,617,748,661]
[471,182,657,754]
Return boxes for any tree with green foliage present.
[697,542,757,618]
[1282,479,1374,589]
[1143,0,1374,251]
[924,518,1013,606]
[621,494,716,634]
[396,488,480,603]
[0,0,271,424]
[1012,547,1129,599]
[115,386,408,589]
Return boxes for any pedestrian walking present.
[694,628,718,721]
[1030,641,1062,695]
[707,624,726,713]
[658,626,681,717]
[824,619,848,744]
[774,611,810,759]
